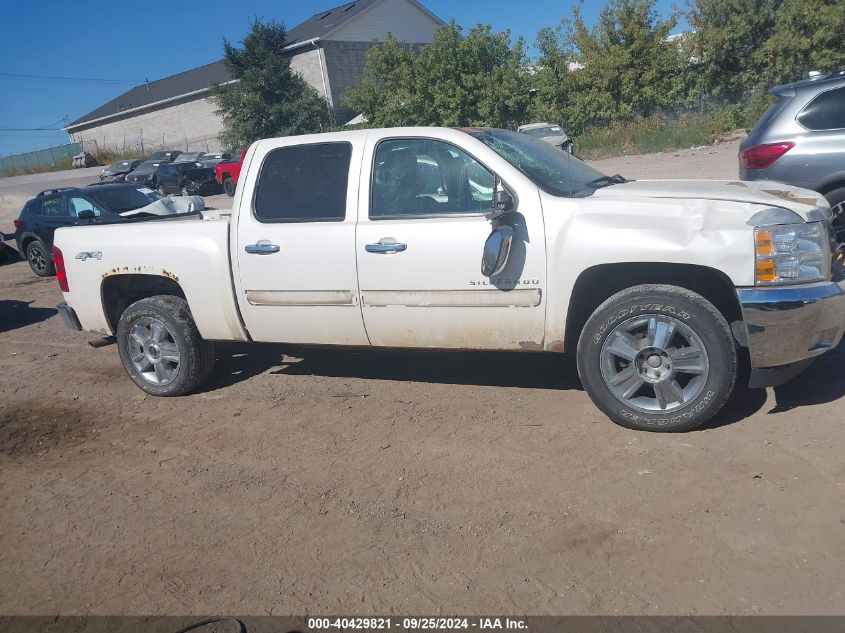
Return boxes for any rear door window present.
[253,142,352,223]
[797,87,845,131]
[38,196,65,217]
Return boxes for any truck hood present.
[591,179,830,222]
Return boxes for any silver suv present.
[740,71,845,237]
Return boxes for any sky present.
[0,0,685,156]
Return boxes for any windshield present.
[107,161,133,172]
[134,161,160,171]
[89,186,166,213]
[523,126,564,139]
[471,129,605,197]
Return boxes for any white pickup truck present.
[53,127,845,431]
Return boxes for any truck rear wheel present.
[576,284,737,432]
[116,295,215,397]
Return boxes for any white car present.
[52,127,845,431]
[518,122,574,154]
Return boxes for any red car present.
[215,147,247,197]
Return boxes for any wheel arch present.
[101,274,187,333]
[20,233,42,252]
[564,262,743,354]
[816,176,845,197]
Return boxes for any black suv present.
[13,184,164,276]
[157,162,222,196]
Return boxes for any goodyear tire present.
[117,295,215,397]
[577,284,737,432]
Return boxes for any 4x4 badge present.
[75,251,102,261]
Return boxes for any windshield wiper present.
[584,174,629,189]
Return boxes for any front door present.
[355,135,547,350]
[233,139,368,345]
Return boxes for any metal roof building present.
[65,0,444,152]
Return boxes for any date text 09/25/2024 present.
[307,617,528,630]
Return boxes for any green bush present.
[575,106,761,160]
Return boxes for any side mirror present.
[481,225,514,277]
[77,209,95,220]
[487,180,516,220]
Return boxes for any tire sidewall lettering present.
[618,390,716,426]
[593,303,692,345]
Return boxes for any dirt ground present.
[2,141,845,616]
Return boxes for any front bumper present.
[56,301,82,331]
[737,280,845,387]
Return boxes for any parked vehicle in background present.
[157,162,222,196]
[0,232,13,263]
[54,127,845,432]
[99,159,143,183]
[173,152,205,164]
[214,147,247,196]
[199,152,232,168]
[14,184,204,276]
[740,71,845,240]
[126,160,165,187]
[149,150,182,162]
[518,122,574,154]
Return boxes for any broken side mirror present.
[487,179,516,221]
[481,225,514,277]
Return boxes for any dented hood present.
[592,179,830,222]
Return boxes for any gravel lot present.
[2,140,845,616]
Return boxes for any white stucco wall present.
[68,95,224,153]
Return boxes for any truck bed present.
[55,215,248,342]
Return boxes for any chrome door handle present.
[365,242,407,254]
[244,241,280,254]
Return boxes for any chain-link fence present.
[0,142,82,177]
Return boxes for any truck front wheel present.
[223,176,235,197]
[576,284,737,432]
[116,295,215,397]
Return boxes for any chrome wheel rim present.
[28,246,46,272]
[600,314,709,413]
[128,317,181,385]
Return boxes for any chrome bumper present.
[736,280,845,387]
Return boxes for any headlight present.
[754,222,831,285]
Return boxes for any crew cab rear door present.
[231,136,369,345]
[354,130,547,350]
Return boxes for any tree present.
[687,0,780,103]
[529,22,578,126]
[758,0,845,85]
[345,21,531,129]
[210,19,331,151]
[532,0,691,133]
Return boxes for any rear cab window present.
[253,142,352,223]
